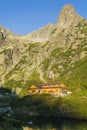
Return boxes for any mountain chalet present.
[28,82,71,96]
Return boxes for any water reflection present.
[0,117,87,130]
[22,117,87,130]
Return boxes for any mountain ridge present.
[0,4,87,96]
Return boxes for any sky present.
[0,0,87,35]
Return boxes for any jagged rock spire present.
[56,4,83,29]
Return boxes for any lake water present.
[0,117,87,130]
[22,117,87,130]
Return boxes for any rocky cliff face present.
[0,4,87,95]
[56,4,83,29]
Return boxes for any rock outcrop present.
[0,4,87,95]
[56,4,83,29]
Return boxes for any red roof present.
[36,82,65,89]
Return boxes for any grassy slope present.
[62,56,87,90]
[14,56,87,120]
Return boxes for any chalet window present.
[48,90,54,93]
[42,90,47,92]
[32,90,35,92]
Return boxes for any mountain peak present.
[56,4,83,29]
[62,4,75,11]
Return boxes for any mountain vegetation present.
[0,4,87,120]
